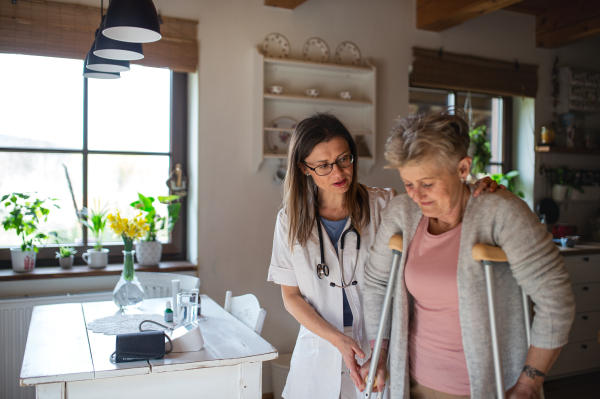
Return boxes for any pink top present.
[404,216,470,395]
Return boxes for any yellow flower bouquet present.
[107,211,149,282]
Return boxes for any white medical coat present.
[268,186,396,399]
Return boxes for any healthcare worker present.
[267,112,499,399]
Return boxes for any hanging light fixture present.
[86,30,131,72]
[103,0,161,43]
[83,55,120,79]
[94,15,144,61]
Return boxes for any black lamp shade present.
[94,16,144,61]
[103,0,161,43]
[87,46,130,73]
[95,32,144,61]
[83,59,120,79]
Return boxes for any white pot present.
[59,256,74,269]
[10,248,36,273]
[135,241,162,266]
[552,185,569,201]
[82,249,109,269]
[570,186,600,201]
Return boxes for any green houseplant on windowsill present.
[55,246,77,269]
[469,125,492,178]
[81,201,109,269]
[1,193,59,273]
[130,193,181,266]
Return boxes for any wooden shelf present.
[264,93,372,107]
[535,146,600,155]
[263,56,373,74]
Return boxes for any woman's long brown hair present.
[283,113,370,249]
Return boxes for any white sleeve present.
[267,211,299,287]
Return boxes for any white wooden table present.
[20,295,278,399]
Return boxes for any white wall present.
[16,0,600,393]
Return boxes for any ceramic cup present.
[306,88,320,97]
[339,91,352,100]
[82,249,109,269]
[269,85,284,94]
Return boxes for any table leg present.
[36,383,65,399]
[240,362,262,398]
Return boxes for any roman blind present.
[0,0,198,73]
[411,47,538,98]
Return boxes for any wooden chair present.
[136,272,200,299]
[224,291,267,335]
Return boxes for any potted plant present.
[1,193,58,272]
[550,167,584,201]
[56,246,77,269]
[81,202,109,269]
[469,125,492,177]
[490,170,525,198]
[130,193,181,266]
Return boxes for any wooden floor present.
[544,371,600,399]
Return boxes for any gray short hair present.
[384,108,470,170]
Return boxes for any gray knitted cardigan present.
[363,187,575,399]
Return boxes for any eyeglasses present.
[304,154,354,176]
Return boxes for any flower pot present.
[59,256,74,269]
[135,241,162,266]
[10,248,36,273]
[552,185,568,201]
[82,248,109,269]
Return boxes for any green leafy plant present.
[81,200,109,251]
[130,194,181,241]
[1,193,59,252]
[550,166,584,194]
[469,125,492,176]
[490,170,525,198]
[55,246,77,258]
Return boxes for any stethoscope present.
[315,216,361,288]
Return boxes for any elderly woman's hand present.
[357,349,388,392]
[473,176,506,197]
[506,381,542,399]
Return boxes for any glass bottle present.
[112,250,145,310]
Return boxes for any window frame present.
[408,86,513,174]
[0,69,188,268]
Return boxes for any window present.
[0,54,188,268]
[409,87,512,175]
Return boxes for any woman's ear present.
[458,157,472,180]
[298,163,308,175]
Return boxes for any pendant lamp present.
[94,16,144,61]
[83,55,120,79]
[86,31,131,73]
[103,0,161,43]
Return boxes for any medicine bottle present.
[164,301,174,322]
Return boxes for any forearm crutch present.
[472,244,533,399]
[364,235,404,398]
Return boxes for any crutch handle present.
[364,370,390,386]
[388,235,403,252]
[472,243,508,262]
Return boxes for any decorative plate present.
[335,41,361,66]
[267,117,297,154]
[302,37,329,63]
[262,33,291,59]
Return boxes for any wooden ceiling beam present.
[536,1,600,48]
[264,0,308,9]
[417,0,523,31]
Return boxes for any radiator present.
[0,292,113,399]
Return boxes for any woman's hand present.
[506,381,542,399]
[334,333,365,390]
[357,349,388,392]
[473,176,506,197]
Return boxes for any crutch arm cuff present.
[472,243,508,262]
[388,235,403,252]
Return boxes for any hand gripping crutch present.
[364,235,404,398]
[472,244,533,399]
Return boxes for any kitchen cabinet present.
[548,253,600,378]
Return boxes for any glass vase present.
[112,250,145,310]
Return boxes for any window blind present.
[411,47,538,98]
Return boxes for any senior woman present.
[358,110,575,399]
